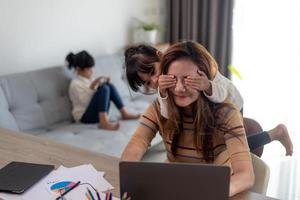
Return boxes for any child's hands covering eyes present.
[158,75,176,97]
[185,70,212,95]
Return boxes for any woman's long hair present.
[158,41,242,162]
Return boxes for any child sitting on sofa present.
[66,50,139,130]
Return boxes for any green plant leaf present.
[228,65,243,80]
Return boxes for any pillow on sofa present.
[94,53,131,99]
[0,85,19,131]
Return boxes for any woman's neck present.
[182,104,194,117]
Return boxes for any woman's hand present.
[185,70,212,95]
[158,75,176,97]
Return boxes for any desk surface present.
[0,128,278,200]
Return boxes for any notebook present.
[119,161,230,200]
[0,161,54,194]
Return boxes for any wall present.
[0,0,166,75]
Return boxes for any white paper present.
[0,164,117,200]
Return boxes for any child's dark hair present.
[124,44,160,91]
[65,50,95,70]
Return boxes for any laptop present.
[119,161,230,200]
[0,161,54,194]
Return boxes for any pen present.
[109,192,112,200]
[55,181,81,200]
[96,190,101,200]
[87,187,95,200]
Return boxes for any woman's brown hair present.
[158,40,242,162]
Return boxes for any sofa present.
[0,53,161,158]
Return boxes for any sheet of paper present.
[0,164,117,200]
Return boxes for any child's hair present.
[124,44,160,91]
[65,50,95,70]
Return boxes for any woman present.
[122,41,255,196]
[66,50,139,130]
[124,43,293,156]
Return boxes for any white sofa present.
[0,53,161,157]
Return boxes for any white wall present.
[0,0,166,75]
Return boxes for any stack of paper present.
[0,164,119,200]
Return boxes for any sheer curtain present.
[232,0,300,130]
[232,1,300,199]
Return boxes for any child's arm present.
[157,75,176,119]
[204,72,228,103]
[185,71,229,103]
[157,87,169,118]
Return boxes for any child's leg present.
[267,124,293,156]
[246,123,293,156]
[106,83,140,120]
[247,132,271,151]
[81,84,119,130]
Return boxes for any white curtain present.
[232,1,300,199]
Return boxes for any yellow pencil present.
[86,192,92,200]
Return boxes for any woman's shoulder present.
[214,100,242,121]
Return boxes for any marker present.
[56,181,81,200]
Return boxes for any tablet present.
[0,161,54,194]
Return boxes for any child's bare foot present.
[269,124,293,156]
[120,108,140,120]
[98,121,120,130]
[122,112,140,120]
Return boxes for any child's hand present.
[104,76,111,83]
[158,75,176,97]
[185,70,212,95]
[90,77,102,89]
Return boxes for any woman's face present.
[77,67,94,79]
[137,62,161,90]
[167,59,200,107]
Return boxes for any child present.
[66,50,139,130]
[124,43,293,155]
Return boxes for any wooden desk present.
[0,128,277,200]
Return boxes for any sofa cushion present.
[0,67,73,132]
[94,53,131,99]
[0,86,19,131]
[30,67,73,126]
[36,119,162,158]
[0,73,47,131]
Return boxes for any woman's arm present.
[121,104,159,161]
[223,107,255,197]
[229,160,255,196]
[121,127,156,161]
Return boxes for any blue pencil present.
[87,187,95,200]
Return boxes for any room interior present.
[0,0,299,200]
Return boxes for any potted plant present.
[140,22,159,44]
